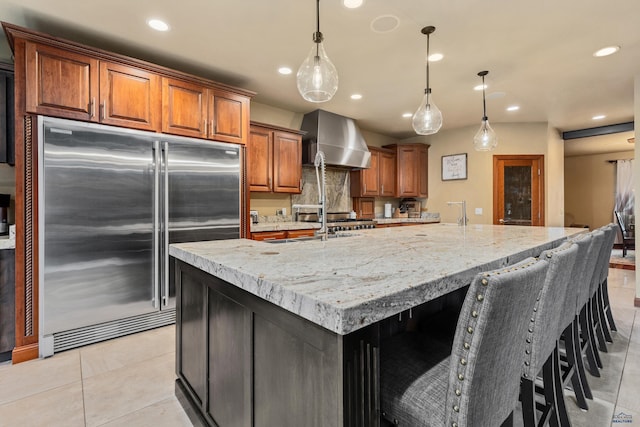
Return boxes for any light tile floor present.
[0,268,638,427]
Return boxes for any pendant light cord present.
[426,32,430,104]
[314,0,322,57]
[482,74,488,121]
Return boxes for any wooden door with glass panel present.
[493,155,544,226]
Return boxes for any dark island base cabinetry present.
[174,260,381,427]
[0,249,15,362]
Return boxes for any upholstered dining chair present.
[380,257,550,427]
[596,224,618,341]
[577,229,606,376]
[558,232,597,411]
[591,225,617,351]
[614,211,634,257]
[520,242,578,427]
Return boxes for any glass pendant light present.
[412,26,443,135]
[473,70,498,151]
[297,0,338,103]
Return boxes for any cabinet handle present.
[269,177,272,189]
[90,98,95,118]
[101,101,106,120]
[381,184,384,194]
[204,120,207,135]
[211,120,215,135]
[364,184,367,194]
[299,179,302,190]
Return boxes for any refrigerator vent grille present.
[53,309,176,353]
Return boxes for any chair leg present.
[591,294,608,352]
[563,323,590,409]
[552,345,572,427]
[570,318,593,400]
[597,285,613,343]
[602,279,618,332]
[520,377,537,427]
[542,356,560,427]
[579,305,601,376]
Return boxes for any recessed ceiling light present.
[343,0,364,8]
[402,112,413,118]
[474,84,487,91]
[506,105,520,111]
[278,67,292,75]
[428,53,443,62]
[592,115,606,120]
[593,46,620,57]
[148,19,169,32]
[370,15,400,33]
[350,94,363,100]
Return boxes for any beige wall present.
[402,122,562,225]
[635,74,640,301]
[564,151,633,229]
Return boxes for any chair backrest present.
[564,232,593,322]
[523,242,579,376]
[615,211,628,235]
[579,229,605,306]
[595,224,617,287]
[445,257,550,427]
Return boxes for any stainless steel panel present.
[162,137,240,309]
[42,118,156,335]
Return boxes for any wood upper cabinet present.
[163,80,249,144]
[162,77,207,138]
[99,61,160,131]
[208,89,249,144]
[379,149,397,196]
[25,42,98,120]
[248,123,302,194]
[25,42,161,131]
[350,147,395,197]
[384,143,429,198]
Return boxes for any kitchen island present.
[170,224,584,427]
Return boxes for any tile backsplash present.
[291,166,352,213]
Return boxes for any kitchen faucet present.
[292,151,328,241]
[447,200,468,226]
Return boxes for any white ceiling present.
[0,0,638,143]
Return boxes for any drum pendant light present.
[297,0,338,103]
[473,70,498,151]
[412,26,443,135]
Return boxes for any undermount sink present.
[265,233,358,244]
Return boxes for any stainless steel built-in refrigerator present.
[38,116,240,356]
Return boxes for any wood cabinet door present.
[99,61,161,131]
[209,88,249,144]
[379,150,396,197]
[25,42,99,121]
[251,231,287,241]
[418,145,428,197]
[248,126,273,192]
[362,150,380,196]
[353,197,375,219]
[287,229,316,239]
[162,78,207,138]
[273,131,302,193]
[396,145,419,197]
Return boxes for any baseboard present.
[12,343,39,364]
[635,297,640,308]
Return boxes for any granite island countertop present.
[171,224,585,336]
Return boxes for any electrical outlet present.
[475,208,483,215]
[282,207,287,216]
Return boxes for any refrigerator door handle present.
[152,141,160,309]
[162,141,170,307]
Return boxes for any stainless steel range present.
[297,212,376,234]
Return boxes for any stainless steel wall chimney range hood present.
[300,109,371,169]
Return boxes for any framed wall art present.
[441,153,468,181]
